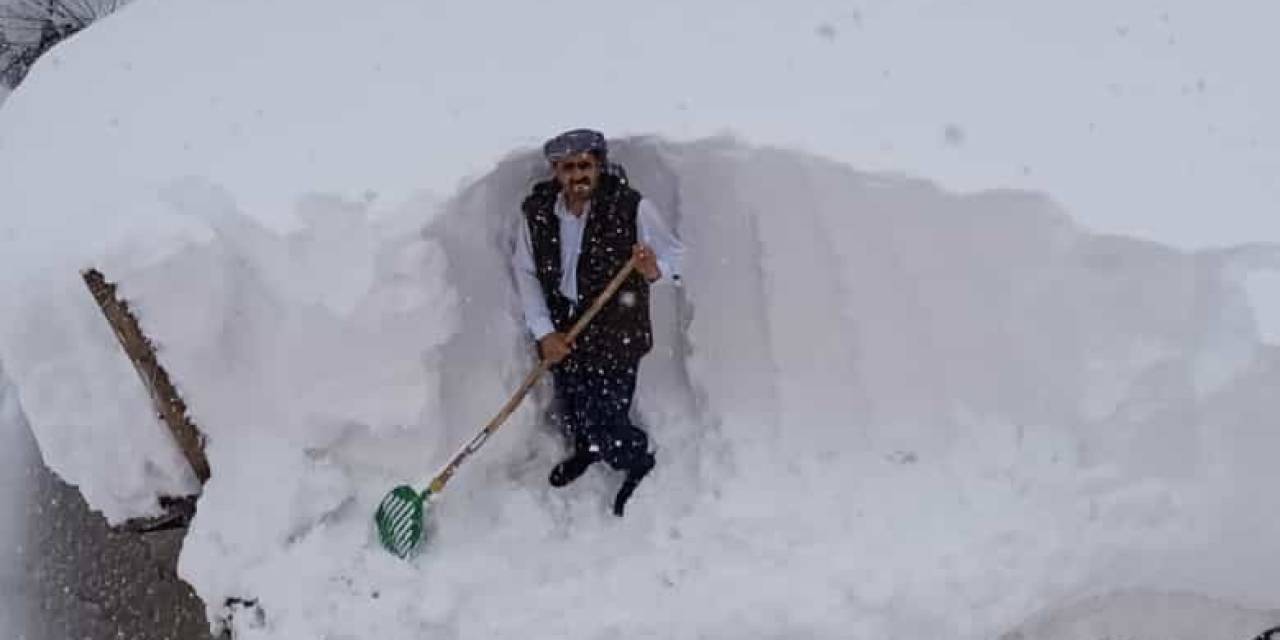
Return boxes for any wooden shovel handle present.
[425,256,639,495]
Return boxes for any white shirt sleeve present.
[511,217,558,340]
[637,199,684,286]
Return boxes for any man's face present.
[553,151,601,201]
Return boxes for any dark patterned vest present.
[521,173,652,363]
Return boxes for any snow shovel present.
[375,255,640,558]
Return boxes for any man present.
[511,129,684,517]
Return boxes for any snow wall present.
[4,137,1280,638]
[2,0,1280,637]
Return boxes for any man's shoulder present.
[522,180,560,215]
[602,174,644,205]
[526,179,559,199]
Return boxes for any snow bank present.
[3,0,1280,638]
[12,137,1280,638]
[219,141,1276,638]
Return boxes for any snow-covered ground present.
[1,0,1279,638]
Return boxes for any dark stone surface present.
[15,420,218,640]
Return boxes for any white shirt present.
[511,193,684,340]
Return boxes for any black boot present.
[612,452,655,517]
[549,449,598,488]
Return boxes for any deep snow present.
[2,0,1279,638]
[9,137,1280,638]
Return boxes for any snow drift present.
[6,138,1280,638]
[2,0,1280,638]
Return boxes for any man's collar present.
[555,192,591,220]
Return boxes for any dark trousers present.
[550,356,650,472]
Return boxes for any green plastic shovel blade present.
[375,485,429,559]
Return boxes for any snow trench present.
[2,138,1280,638]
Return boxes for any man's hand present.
[538,332,573,364]
[633,243,661,282]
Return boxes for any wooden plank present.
[82,268,211,484]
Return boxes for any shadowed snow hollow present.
[4,137,1279,638]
